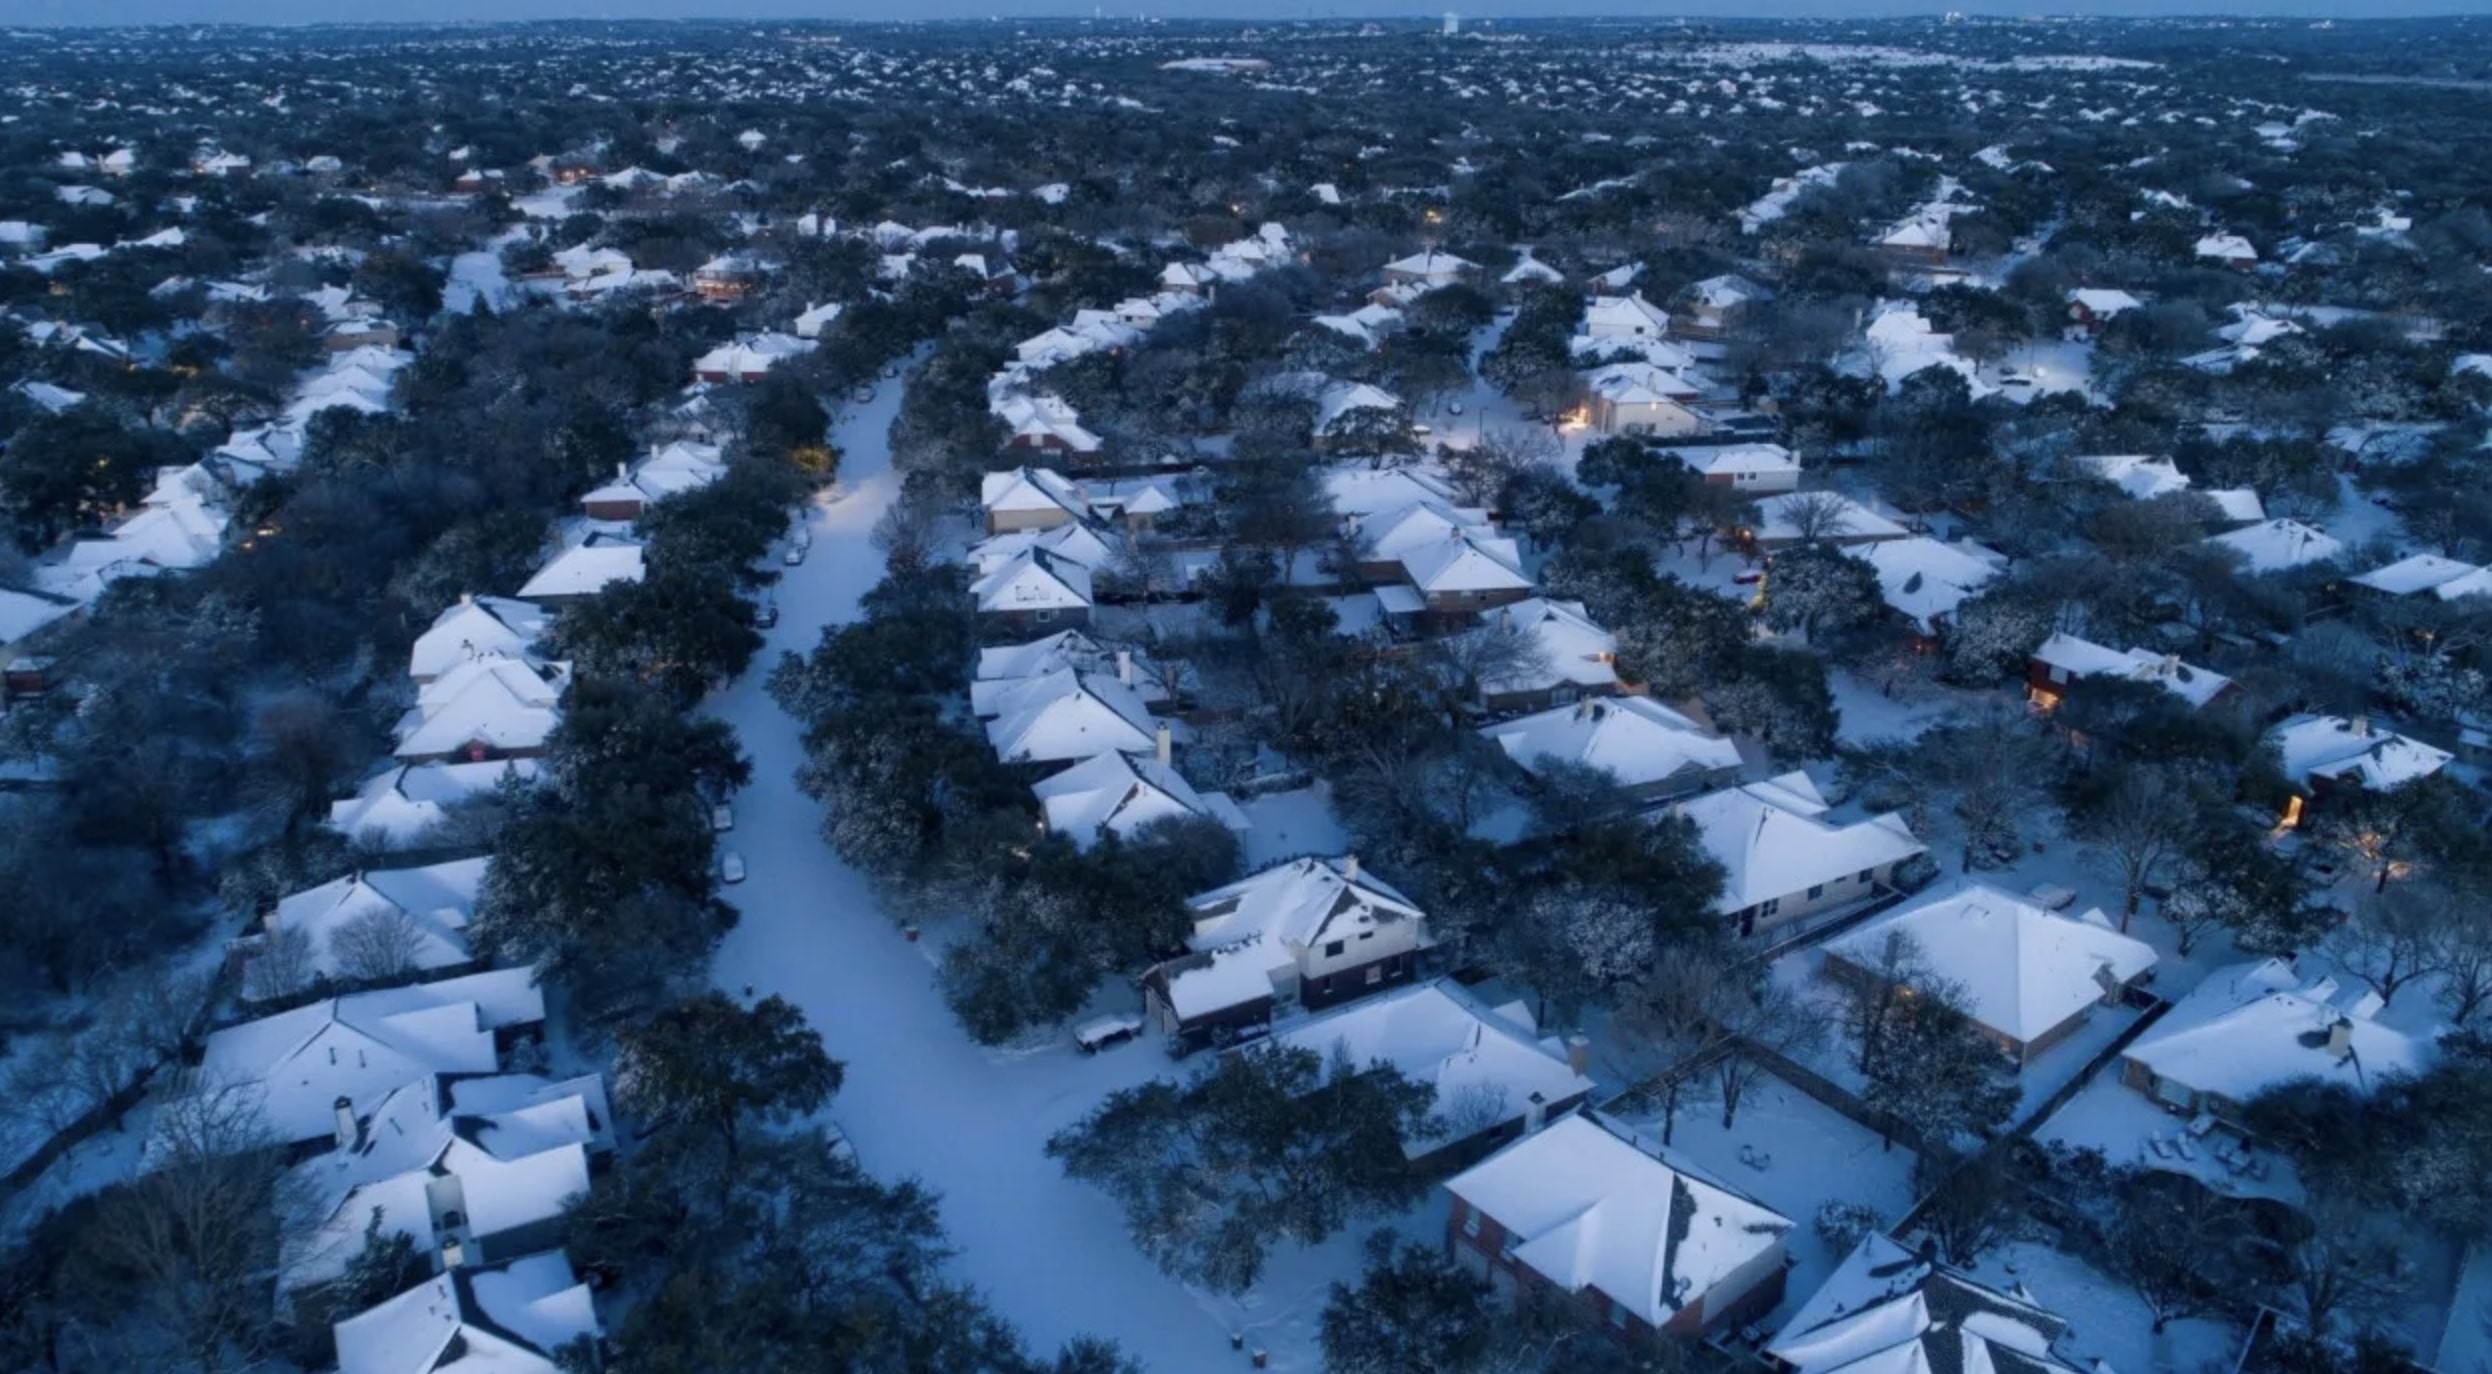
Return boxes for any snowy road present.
[701,381,1335,1369]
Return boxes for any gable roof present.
[1446,1114,1791,1327]
[1271,981,1594,1155]
[329,760,539,848]
[2268,714,2451,791]
[333,1252,597,1374]
[2125,958,2435,1103]
[2351,553,2492,601]
[1825,884,2157,1044]
[971,547,1093,614]
[1674,773,1925,915]
[1847,538,2004,633]
[1476,597,1618,696]
[1187,856,1426,955]
[269,857,488,979]
[1033,750,1247,850]
[980,667,1160,765]
[2206,518,2344,573]
[2032,632,2233,709]
[411,596,549,681]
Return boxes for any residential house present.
[1323,463,1462,518]
[1877,214,1954,265]
[1746,492,1910,551]
[981,466,1088,534]
[0,586,77,695]
[1314,381,1407,451]
[995,393,1105,459]
[1584,362,1706,438]
[978,666,1163,767]
[331,1252,598,1374]
[691,333,811,384]
[2194,233,2260,269]
[283,1073,610,1294]
[2207,518,2346,574]
[410,595,549,685]
[2077,453,2265,525]
[516,534,644,604]
[1444,1114,1793,1341]
[1484,696,1742,802]
[576,442,726,522]
[1500,251,1565,287]
[2119,959,2434,1125]
[794,301,844,339]
[1844,537,2004,638]
[261,857,488,985]
[1768,1233,2087,1374]
[2350,553,2492,603]
[692,252,761,300]
[1673,274,1771,338]
[329,759,540,849]
[1267,981,1595,1172]
[179,968,546,1153]
[2026,633,2235,712]
[1381,250,1480,288]
[1670,442,1800,493]
[325,318,401,353]
[1674,773,1926,938]
[394,655,567,764]
[2066,287,2143,338]
[968,520,1118,586]
[970,547,1093,631]
[1823,884,2158,1067]
[1470,597,1620,711]
[1143,857,1434,1045]
[1032,747,1248,851]
[2267,713,2454,827]
[1578,294,1673,343]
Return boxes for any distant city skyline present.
[16,0,2492,27]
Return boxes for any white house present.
[978,666,1163,767]
[2028,632,2235,711]
[969,547,1093,630]
[394,656,567,763]
[2194,232,2260,267]
[2121,958,2435,1122]
[1032,748,1248,850]
[1770,1233,2087,1374]
[1443,1114,1792,1338]
[1485,696,1741,801]
[1674,773,1925,938]
[180,968,546,1152]
[1471,597,1619,709]
[1381,249,1479,287]
[2351,553,2492,602]
[1578,293,1672,342]
[1584,362,1706,438]
[1845,537,2005,635]
[283,1073,609,1292]
[1145,857,1434,1041]
[329,760,540,849]
[331,1252,598,1374]
[2267,714,2452,826]
[516,535,644,603]
[1669,442,1800,493]
[1824,883,2158,1065]
[980,466,1088,533]
[410,596,549,684]
[263,858,489,983]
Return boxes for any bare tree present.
[2330,882,2459,1008]
[1442,425,1558,508]
[64,1083,311,1374]
[2282,1193,2411,1339]
[2074,765,2189,931]
[1423,615,1550,711]
[1775,489,1856,547]
[1611,948,1735,1146]
[244,926,316,1003]
[2438,913,2492,1025]
[869,490,943,576]
[330,907,433,983]
[1711,977,1830,1129]
[1830,928,1929,1076]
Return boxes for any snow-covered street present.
[701,382,1353,1368]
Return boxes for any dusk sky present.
[15,0,2492,26]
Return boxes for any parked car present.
[783,544,807,567]
[720,850,747,884]
[826,1122,858,1166]
[852,385,877,404]
[1075,1013,1146,1054]
[711,802,735,833]
[755,600,779,629]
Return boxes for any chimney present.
[1116,650,1133,686]
[440,1236,467,1270]
[1343,853,1360,882]
[458,591,474,606]
[2092,962,2124,1007]
[332,1096,360,1151]
[1155,722,1172,768]
[1565,1033,1592,1077]
[1523,1090,1548,1134]
[2350,714,2371,738]
[615,462,628,482]
[2326,1017,2354,1062]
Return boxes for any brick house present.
[1142,856,1434,1049]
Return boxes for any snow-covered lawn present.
[700,370,1380,1371]
[1236,784,1349,867]
[1604,1071,1923,1326]
[443,249,515,315]
[2036,1072,2305,1209]
[1970,1239,2239,1374]
[1828,664,1970,744]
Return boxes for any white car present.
[720,850,747,884]
[711,802,735,833]
[783,544,806,567]
[1074,1012,1146,1054]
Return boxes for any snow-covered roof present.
[969,520,1117,578]
[1317,381,1403,434]
[2032,632,2233,709]
[189,968,545,1148]
[1187,856,1427,957]
[2125,958,2436,1104]
[411,595,549,682]
[395,655,566,761]
[1269,981,1593,1155]
[329,760,539,848]
[1672,442,1798,479]
[1476,597,1618,697]
[283,1073,604,1292]
[1034,750,1247,850]
[2068,287,2143,317]
[992,394,1104,453]
[1753,492,1908,544]
[333,1252,597,1374]
[2268,714,2452,791]
[970,547,1094,614]
[1485,696,1741,791]
[1770,1233,2081,1374]
[1579,293,1672,339]
[1825,883,2157,1045]
[2194,232,2259,262]
[1846,537,2004,632]
[980,667,1161,766]
[981,465,1087,518]
[1685,274,1772,310]
[1446,1114,1791,1328]
[516,539,644,600]
[1382,249,1478,279]
[0,585,77,645]
[1673,773,1925,916]
[269,858,487,980]
[2077,452,2190,501]
[1322,463,1459,516]
[2351,553,2492,601]
[1586,361,1701,407]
